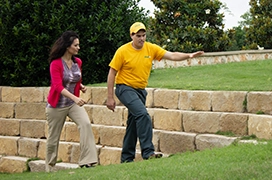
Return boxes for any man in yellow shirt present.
[107,22,204,163]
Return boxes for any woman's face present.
[67,38,80,55]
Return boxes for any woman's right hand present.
[74,97,87,106]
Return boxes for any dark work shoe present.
[148,153,163,159]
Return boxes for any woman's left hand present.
[81,85,87,93]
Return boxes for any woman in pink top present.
[46,31,97,172]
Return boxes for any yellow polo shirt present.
[109,41,166,89]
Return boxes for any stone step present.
[2,87,272,116]
[0,132,237,167]
[0,155,79,173]
[0,156,29,173]
[29,160,79,172]
[1,111,272,140]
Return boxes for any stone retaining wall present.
[1,85,272,173]
[1,86,272,139]
[153,49,272,69]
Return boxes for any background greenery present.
[149,0,230,52]
[0,0,148,86]
[245,0,272,49]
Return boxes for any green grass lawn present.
[91,59,272,91]
[1,59,272,179]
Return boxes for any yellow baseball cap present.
[130,22,146,34]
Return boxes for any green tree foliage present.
[239,11,252,28]
[0,0,148,86]
[148,0,231,52]
[224,10,250,51]
[245,0,272,49]
[226,26,246,51]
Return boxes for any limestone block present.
[70,143,80,164]
[154,89,180,109]
[212,91,247,113]
[91,87,107,105]
[92,105,124,126]
[0,118,20,135]
[43,87,50,102]
[28,160,78,172]
[83,105,93,123]
[37,140,47,160]
[91,87,121,106]
[99,147,122,165]
[183,111,221,133]
[248,114,272,139]
[99,146,142,165]
[45,121,66,141]
[18,138,40,158]
[92,124,101,144]
[146,88,155,108]
[15,102,46,119]
[122,108,128,126]
[153,109,182,131]
[0,156,28,173]
[179,90,212,111]
[21,87,44,103]
[80,87,92,104]
[70,144,101,164]
[153,130,161,152]
[57,142,73,163]
[147,108,155,126]
[65,122,99,143]
[65,122,80,142]
[247,92,272,114]
[196,134,237,151]
[0,136,19,155]
[0,102,15,118]
[20,120,46,138]
[219,113,248,135]
[99,126,125,148]
[159,131,196,155]
[1,87,21,102]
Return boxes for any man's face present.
[131,30,146,49]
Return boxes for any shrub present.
[0,0,148,86]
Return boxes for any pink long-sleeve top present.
[47,57,82,108]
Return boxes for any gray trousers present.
[45,103,97,170]
[115,84,155,162]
